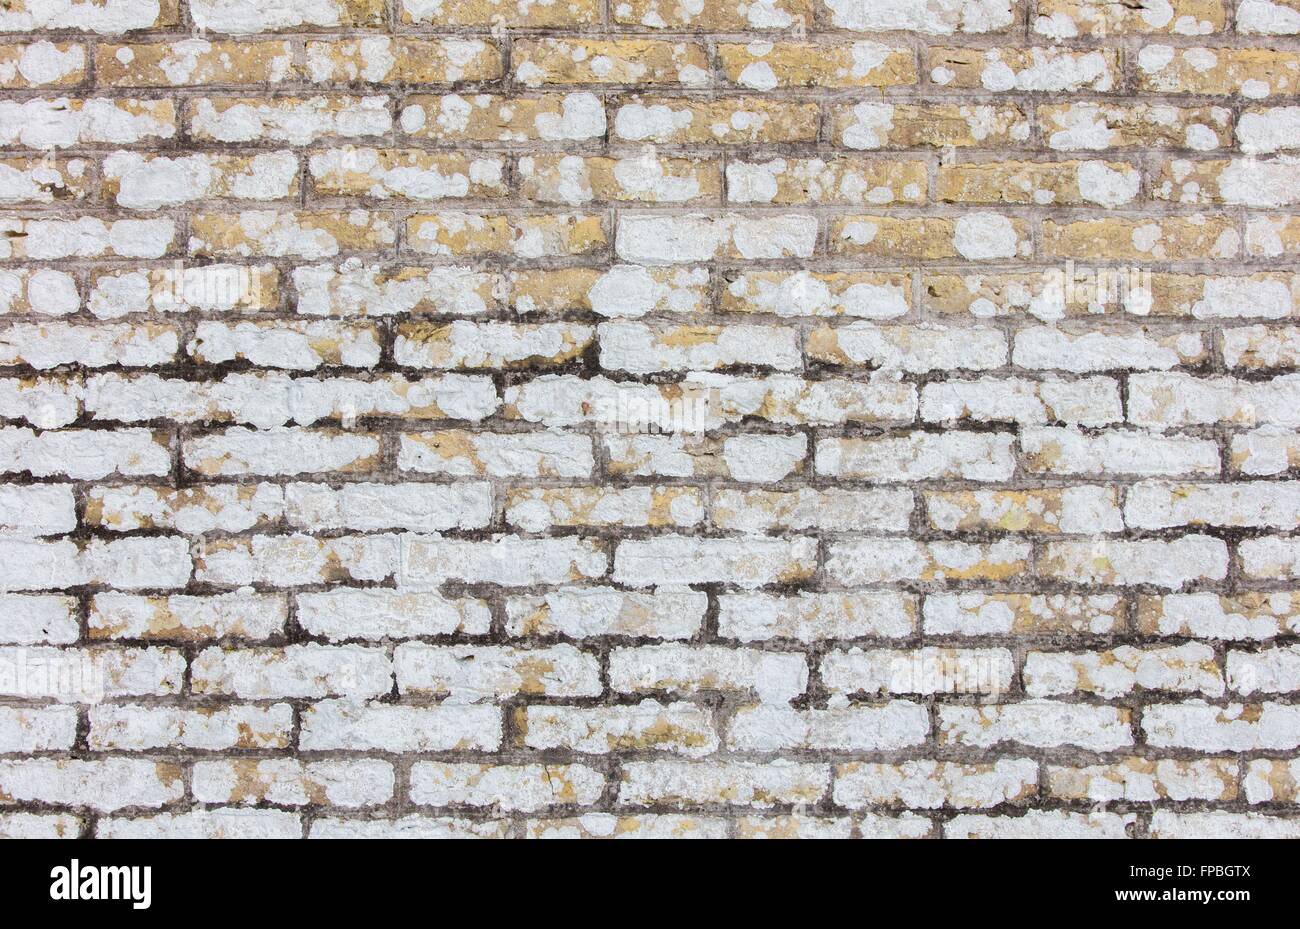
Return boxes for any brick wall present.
[1,0,1299,839]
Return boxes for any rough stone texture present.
[0,0,1297,842]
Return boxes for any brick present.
[304,38,501,83]
[728,157,925,206]
[190,211,395,260]
[310,817,505,839]
[0,98,175,148]
[190,0,385,32]
[1244,758,1300,803]
[399,430,593,478]
[519,701,719,756]
[193,760,394,808]
[1024,643,1224,698]
[1137,45,1300,96]
[90,591,287,641]
[401,0,600,26]
[192,645,393,700]
[395,321,591,369]
[1033,0,1225,37]
[525,814,725,839]
[1137,592,1300,640]
[616,0,812,29]
[1045,215,1240,261]
[613,536,817,589]
[0,759,182,812]
[718,592,917,642]
[1238,536,1300,580]
[817,432,1016,481]
[1126,481,1300,530]
[925,487,1122,534]
[98,810,302,839]
[0,427,170,479]
[723,270,910,318]
[0,706,78,753]
[1039,102,1233,151]
[924,592,1125,636]
[395,643,601,701]
[97,41,293,87]
[930,47,1118,91]
[822,647,1015,696]
[298,589,489,641]
[614,96,819,144]
[0,645,183,700]
[937,160,1140,208]
[515,39,709,86]
[0,0,179,33]
[713,488,912,532]
[1048,759,1236,802]
[1143,702,1300,751]
[835,760,1037,810]
[940,702,1133,751]
[727,704,929,751]
[921,377,1122,426]
[88,703,292,751]
[946,811,1134,838]
[188,97,391,145]
[618,761,829,808]
[195,534,398,587]
[832,214,1032,261]
[505,588,706,640]
[301,700,502,752]
[808,323,1007,372]
[1020,426,1219,476]
[401,535,607,587]
[409,763,604,813]
[408,212,606,259]
[183,428,381,477]
[1228,645,1300,695]
[1149,811,1300,839]
[1039,536,1228,588]
[833,101,1029,149]
[827,539,1030,584]
[610,644,808,703]
[0,594,79,644]
[402,93,605,143]
[506,485,704,531]
[719,41,917,89]
[520,154,720,205]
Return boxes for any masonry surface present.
[0,0,1298,840]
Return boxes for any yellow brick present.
[614,0,813,29]
[722,270,911,318]
[832,102,1030,149]
[938,160,1140,208]
[395,321,592,369]
[1045,216,1240,261]
[189,211,396,259]
[400,0,600,26]
[505,486,705,530]
[97,41,294,87]
[614,96,820,144]
[1037,102,1233,151]
[102,152,301,207]
[728,157,927,206]
[515,39,709,86]
[305,38,502,83]
[89,265,280,315]
[400,93,604,143]
[187,96,391,145]
[924,488,1121,533]
[0,156,91,203]
[519,154,721,205]
[1033,0,1226,37]
[720,41,917,89]
[0,42,84,88]
[930,47,1118,91]
[1048,759,1237,801]
[308,150,507,200]
[509,267,709,315]
[1247,216,1300,257]
[407,213,608,258]
[832,215,1033,261]
[1137,46,1300,96]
